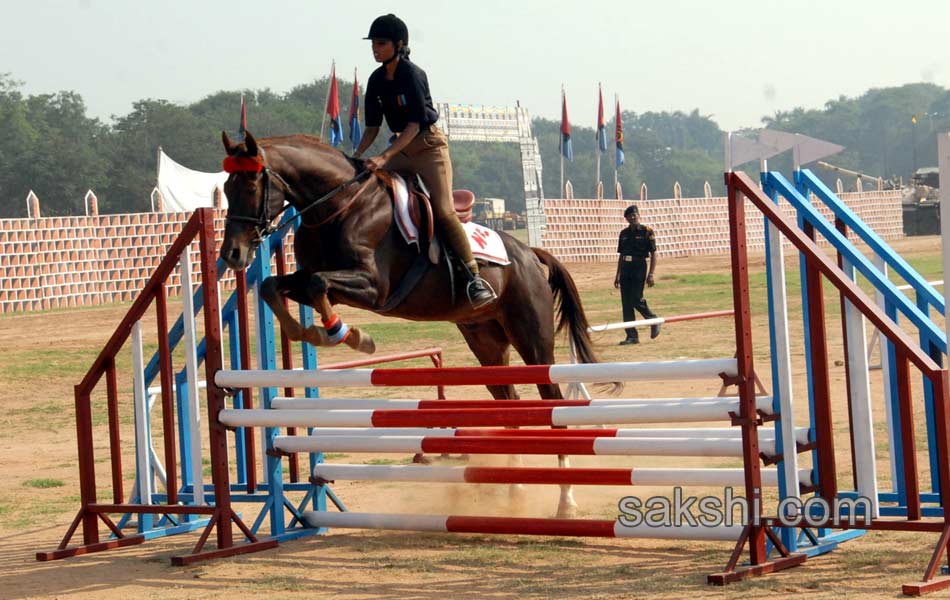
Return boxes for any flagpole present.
[320,60,334,140]
[560,85,565,199]
[594,83,607,194]
[352,66,359,152]
[613,93,619,193]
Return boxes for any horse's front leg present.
[260,270,376,354]
[259,270,311,342]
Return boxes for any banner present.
[157,150,229,212]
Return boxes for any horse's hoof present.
[556,504,579,519]
[412,453,432,465]
[344,327,376,354]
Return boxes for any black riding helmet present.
[365,14,409,46]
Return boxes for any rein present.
[223,152,369,241]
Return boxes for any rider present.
[353,13,497,309]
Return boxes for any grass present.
[23,478,65,489]
[0,347,98,381]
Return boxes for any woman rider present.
[353,13,497,309]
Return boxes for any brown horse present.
[219,131,603,517]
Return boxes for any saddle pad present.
[391,173,417,245]
[391,173,510,266]
[462,222,510,265]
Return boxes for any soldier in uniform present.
[613,204,660,345]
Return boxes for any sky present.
[2,0,948,131]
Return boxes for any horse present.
[219,130,606,518]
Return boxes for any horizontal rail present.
[275,434,778,457]
[303,511,744,541]
[267,425,808,444]
[215,358,738,389]
[310,464,814,487]
[269,395,763,411]
[589,310,734,333]
[220,397,773,428]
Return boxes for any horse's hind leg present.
[505,305,578,519]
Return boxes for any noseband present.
[222,152,369,242]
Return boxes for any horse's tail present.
[532,247,598,365]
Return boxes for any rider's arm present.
[354,127,379,158]
[379,122,420,163]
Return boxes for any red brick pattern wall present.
[0,190,902,314]
[0,210,297,314]
[540,190,904,262]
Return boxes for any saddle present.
[374,171,475,247]
[372,170,505,313]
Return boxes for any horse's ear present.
[244,130,259,156]
[222,131,237,155]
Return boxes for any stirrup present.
[466,276,497,308]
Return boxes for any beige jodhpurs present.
[385,125,478,274]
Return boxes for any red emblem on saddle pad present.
[470,226,491,250]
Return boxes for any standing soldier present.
[613,204,660,345]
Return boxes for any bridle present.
[222,151,369,243]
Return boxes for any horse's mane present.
[259,134,364,172]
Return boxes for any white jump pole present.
[269,395,765,410]
[762,157,802,512]
[180,248,204,505]
[309,464,815,488]
[302,511,746,541]
[131,320,152,507]
[215,358,739,389]
[220,397,775,429]
[274,434,776,457]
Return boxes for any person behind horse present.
[614,204,661,345]
[353,14,496,309]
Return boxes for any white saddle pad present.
[391,173,510,266]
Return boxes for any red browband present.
[223,155,264,173]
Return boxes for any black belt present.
[621,255,647,262]
[389,124,437,143]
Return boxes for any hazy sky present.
[3,0,947,131]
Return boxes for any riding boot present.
[463,260,497,309]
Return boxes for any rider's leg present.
[389,127,496,307]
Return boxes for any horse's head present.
[219,130,286,270]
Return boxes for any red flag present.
[596,85,607,152]
[615,96,625,168]
[325,66,343,147]
[348,69,362,148]
[560,91,573,161]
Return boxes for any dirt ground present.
[2,235,948,599]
